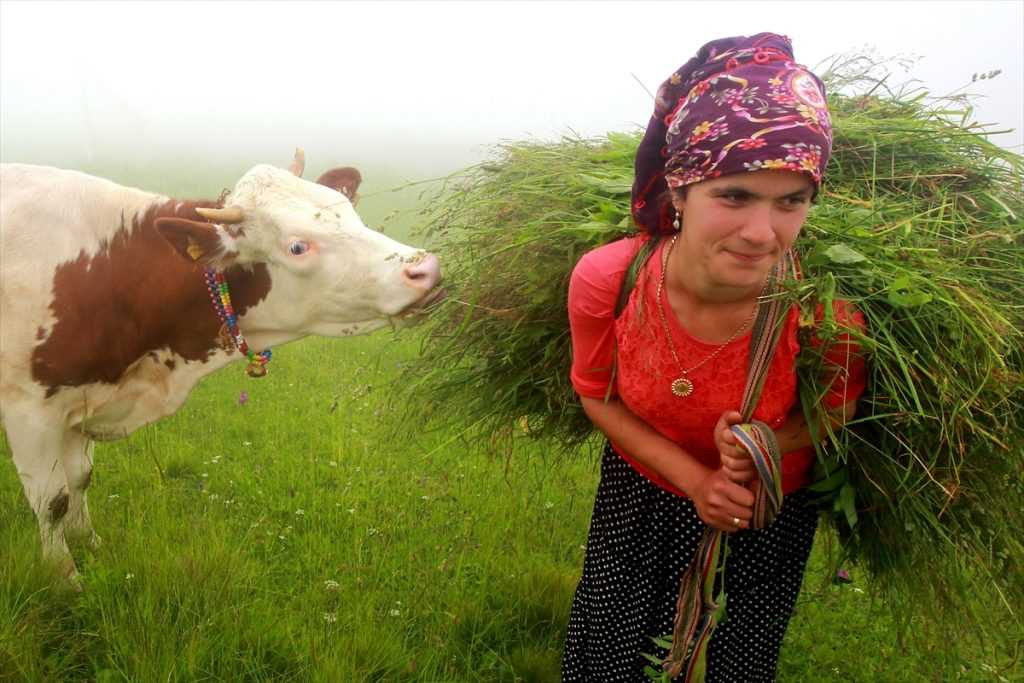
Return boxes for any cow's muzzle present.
[404,253,441,289]
[400,253,445,315]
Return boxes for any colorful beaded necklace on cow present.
[204,269,272,377]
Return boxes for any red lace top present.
[568,235,867,497]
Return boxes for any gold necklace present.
[655,234,760,398]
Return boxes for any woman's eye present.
[288,241,309,256]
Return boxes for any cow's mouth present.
[400,286,447,317]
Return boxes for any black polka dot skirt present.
[562,442,818,682]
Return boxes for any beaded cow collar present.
[204,269,272,377]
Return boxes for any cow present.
[0,151,443,584]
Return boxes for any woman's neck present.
[660,239,765,343]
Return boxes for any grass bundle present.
[401,67,1024,643]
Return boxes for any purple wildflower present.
[238,391,249,406]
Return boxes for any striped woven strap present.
[664,251,795,681]
[731,421,785,528]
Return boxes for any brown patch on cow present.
[31,199,272,397]
[164,358,176,370]
[36,326,48,340]
[316,167,362,202]
[49,488,69,523]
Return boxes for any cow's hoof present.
[51,558,83,593]
[86,533,102,551]
[64,571,84,593]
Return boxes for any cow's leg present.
[60,433,101,550]
[3,413,79,582]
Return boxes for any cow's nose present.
[403,253,441,293]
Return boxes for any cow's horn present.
[196,207,245,224]
[289,148,305,177]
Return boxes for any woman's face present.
[671,169,814,293]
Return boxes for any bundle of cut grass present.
[402,66,1024,641]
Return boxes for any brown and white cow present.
[0,152,442,583]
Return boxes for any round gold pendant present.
[671,377,694,397]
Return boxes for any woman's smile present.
[724,249,773,264]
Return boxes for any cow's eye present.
[288,241,309,256]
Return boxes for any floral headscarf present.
[631,33,833,234]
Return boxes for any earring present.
[672,212,681,231]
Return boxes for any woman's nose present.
[739,205,775,243]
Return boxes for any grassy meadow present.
[0,162,1019,682]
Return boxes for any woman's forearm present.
[579,395,713,497]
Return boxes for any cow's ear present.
[316,167,362,206]
[155,218,235,267]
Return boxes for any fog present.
[2,1,1022,178]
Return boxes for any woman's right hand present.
[691,467,755,532]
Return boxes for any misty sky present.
[2,0,1022,176]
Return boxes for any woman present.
[562,33,866,682]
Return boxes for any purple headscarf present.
[631,33,833,234]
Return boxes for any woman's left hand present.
[715,410,758,484]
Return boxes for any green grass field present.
[0,163,1019,681]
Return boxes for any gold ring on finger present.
[732,517,741,528]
